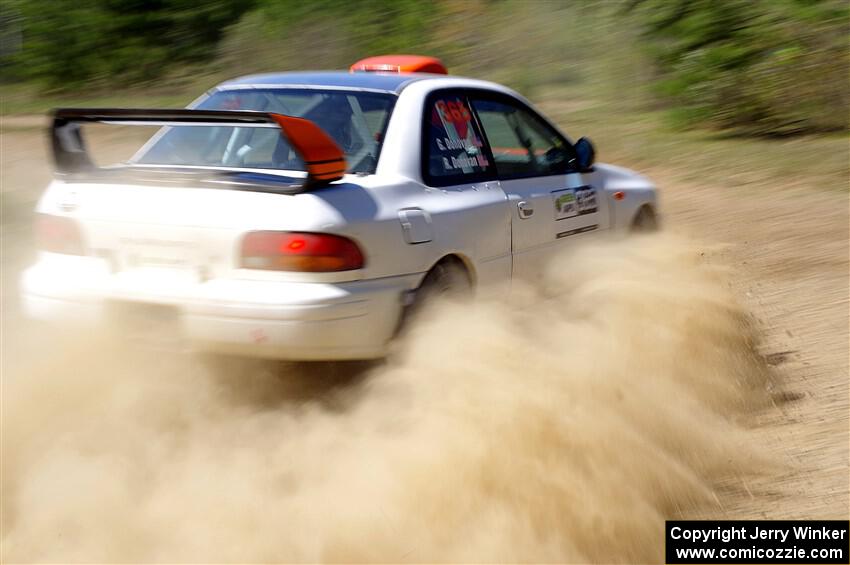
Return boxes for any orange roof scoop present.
[350,55,448,75]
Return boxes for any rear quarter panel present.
[315,175,510,287]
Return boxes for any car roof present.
[217,71,437,94]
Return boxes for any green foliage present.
[215,0,441,75]
[3,0,846,137]
[216,0,596,98]
[2,0,254,89]
[632,0,849,135]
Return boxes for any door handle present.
[517,200,534,219]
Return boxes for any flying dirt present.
[1,233,774,563]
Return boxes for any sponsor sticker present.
[575,186,598,215]
[553,186,597,219]
[553,189,578,220]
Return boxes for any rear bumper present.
[21,255,420,360]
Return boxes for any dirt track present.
[652,165,848,520]
[1,120,848,559]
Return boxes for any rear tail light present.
[35,213,86,255]
[240,231,365,272]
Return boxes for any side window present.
[471,97,571,179]
[422,92,494,186]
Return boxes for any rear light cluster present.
[35,213,86,255]
[240,231,365,272]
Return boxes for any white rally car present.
[22,55,658,360]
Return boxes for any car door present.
[416,89,512,288]
[468,92,608,279]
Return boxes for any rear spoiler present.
[50,108,347,188]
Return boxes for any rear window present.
[135,88,396,174]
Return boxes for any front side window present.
[422,91,494,186]
[135,88,396,174]
[470,97,572,179]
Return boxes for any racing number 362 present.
[436,100,471,125]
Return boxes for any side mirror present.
[574,137,595,171]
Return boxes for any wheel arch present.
[630,204,659,232]
[421,252,476,288]
[395,252,476,337]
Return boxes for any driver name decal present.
[428,97,489,177]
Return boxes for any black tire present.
[398,258,471,333]
[631,206,658,233]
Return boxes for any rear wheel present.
[398,258,471,333]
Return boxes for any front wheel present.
[631,206,658,233]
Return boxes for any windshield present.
[135,88,396,174]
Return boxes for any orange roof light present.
[350,55,448,75]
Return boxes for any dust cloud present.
[1,234,772,563]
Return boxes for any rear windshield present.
[135,88,396,174]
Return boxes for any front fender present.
[592,163,658,230]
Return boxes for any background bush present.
[0,0,254,88]
[1,0,847,136]
[631,0,849,135]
